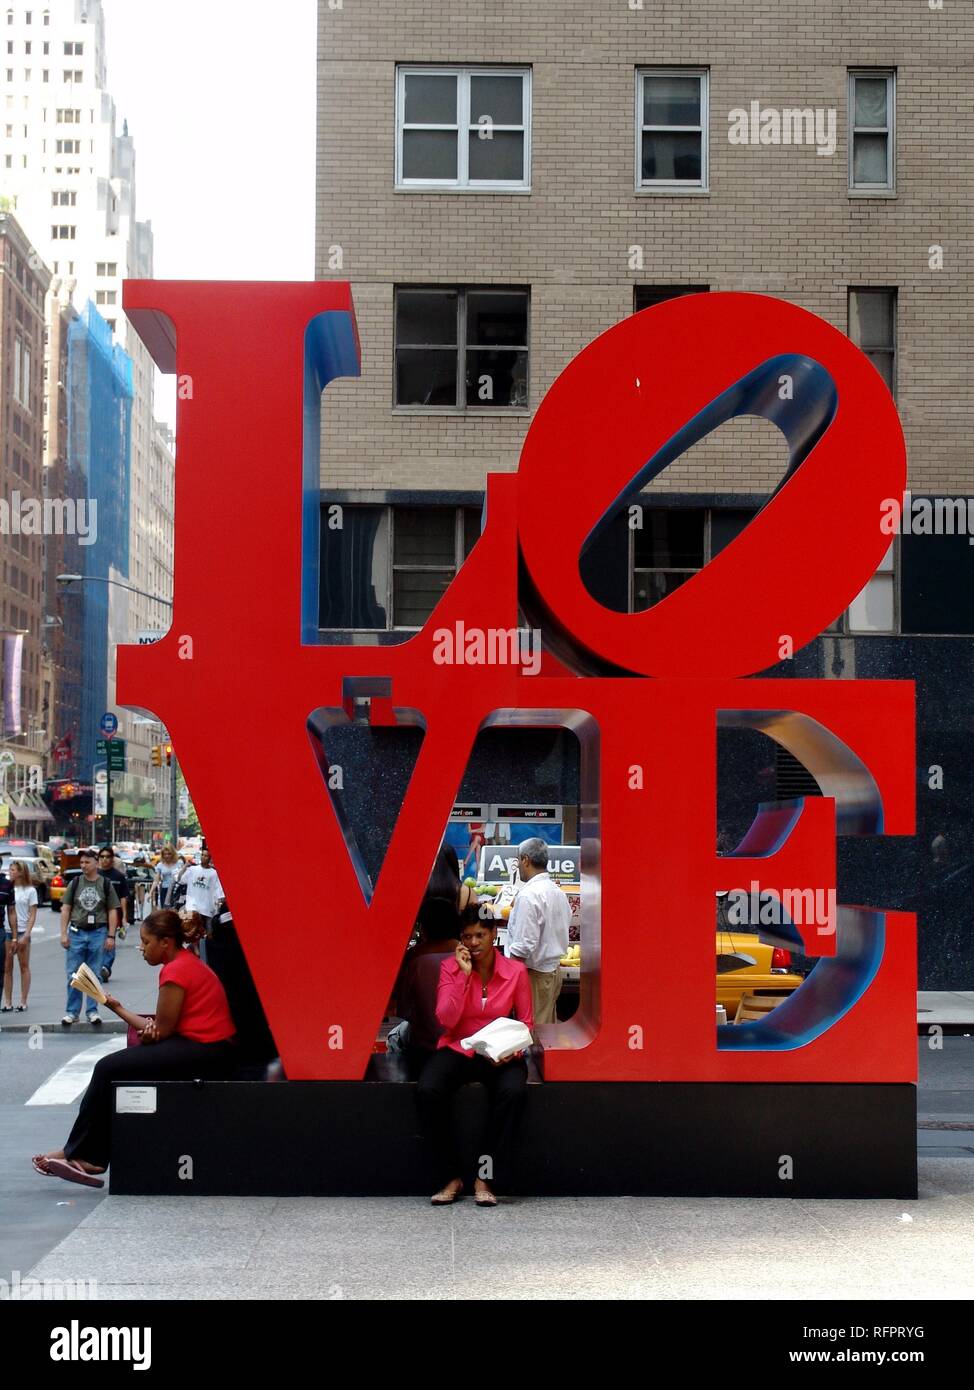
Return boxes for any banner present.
[2,632,23,737]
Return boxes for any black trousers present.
[416,1048,528,1190]
[64,1038,237,1170]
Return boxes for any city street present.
[3,922,974,1299]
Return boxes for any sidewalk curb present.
[0,1021,127,1034]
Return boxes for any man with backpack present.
[59,849,121,1027]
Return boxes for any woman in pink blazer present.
[416,916,533,1207]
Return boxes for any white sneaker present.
[61,1014,77,1026]
[88,1014,102,1027]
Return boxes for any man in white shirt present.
[506,837,570,1027]
[179,849,224,941]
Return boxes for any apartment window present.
[96,260,117,277]
[849,287,896,395]
[632,508,756,612]
[42,8,47,23]
[319,504,481,630]
[63,68,80,82]
[634,284,709,312]
[51,223,75,239]
[55,138,79,152]
[23,38,28,50]
[51,188,75,205]
[24,10,30,22]
[846,541,895,633]
[63,40,82,54]
[395,66,531,189]
[849,70,895,192]
[5,9,11,23]
[5,67,11,80]
[637,68,708,189]
[55,107,80,122]
[395,287,529,410]
[95,289,115,305]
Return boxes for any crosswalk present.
[25,1038,126,1106]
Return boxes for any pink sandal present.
[33,1156,104,1188]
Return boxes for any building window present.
[55,107,80,122]
[319,504,481,630]
[63,40,82,54]
[51,223,75,239]
[55,138,79,152]
[849,70,895,192]
[51,188,75,205]
[846,541,895,633]
[634,284,709,312]
[581,505,758,614]
[848,287,896,396]
[637,68,708,189]
[96,260,117,276]
[95,289,116,305]
[63,68,81,81]
[394,287,529,410]
[395,66,531,190]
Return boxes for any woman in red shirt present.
[417,917,533,1207]
[32,909,237,1188]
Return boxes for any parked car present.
[0,845,53,906]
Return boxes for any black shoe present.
[99,967,111,983]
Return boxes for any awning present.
[6,795,54,824]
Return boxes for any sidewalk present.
[0,925,156,1035]
[23,1157,974,1300]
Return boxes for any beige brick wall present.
[316,0,972,495]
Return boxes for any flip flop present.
[44,1159,105,1189]
[32,1154,53,1175]
[475,1191,498,1208]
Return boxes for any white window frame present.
[395,65,531,192]
[636,67,709,192]
[848,69,895,194]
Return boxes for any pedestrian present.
[0,864,13,1011]
[96,845,131,984]
[506,836,570,1028]
[151,844,180,909]
[2,860,37,1012]
[59,849,120,1027]
[32,908,237,1188]
[178,848,224,957]
[417,917,532,1207]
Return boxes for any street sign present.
[94,769,108,785]
[99,712,119,739]
[94,783,108,815]
[96,738,126,772]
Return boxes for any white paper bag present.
[460,1017,533,1062]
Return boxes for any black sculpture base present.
[109,1076,917,1199]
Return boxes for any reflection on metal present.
[480,708,600,1054]
[717,709,885,1050]
[716,952,758,974]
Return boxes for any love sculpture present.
[118,285,915,1111]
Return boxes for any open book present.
[69,961,107,1006]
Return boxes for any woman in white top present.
[151,845,180,909]
[3,860,37,1012]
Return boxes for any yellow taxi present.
[716,932,804,1019]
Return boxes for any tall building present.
[315,0,974,989]
[0,207,52,834]
[0,0,173,830]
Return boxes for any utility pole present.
[169,749,178,844]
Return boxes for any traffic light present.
[151,745,162,767]
[165,743,173,767]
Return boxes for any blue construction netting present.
[66,302,133,785]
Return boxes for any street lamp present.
[55,573,173,610]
